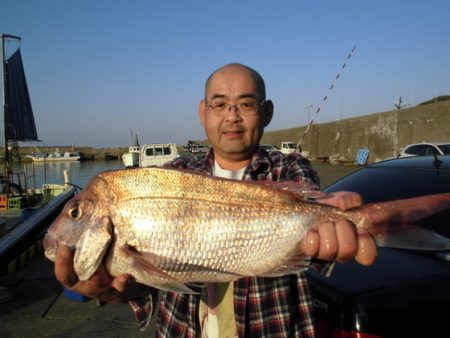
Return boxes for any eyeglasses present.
[205,100,265,115]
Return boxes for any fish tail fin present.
[355,193,450,250]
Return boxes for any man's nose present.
[224,105,242,120]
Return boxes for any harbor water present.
[11,159,125,191]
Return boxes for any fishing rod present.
[296,45,357,149]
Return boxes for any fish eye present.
[68,206,82,220]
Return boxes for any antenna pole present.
[297,45,357,148]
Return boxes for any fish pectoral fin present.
[253,180,322,199]
[74,218,112,281]
[120,245,197,294]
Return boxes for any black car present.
[306,155,450,338]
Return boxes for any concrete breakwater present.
[261,100,450,163]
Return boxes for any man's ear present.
[261,100,274,127]
[199,100,206,128]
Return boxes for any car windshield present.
[437,144,450,154]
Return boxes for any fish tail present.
[354,193,450,250]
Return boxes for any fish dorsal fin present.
[252,179,324,199]
[74,218,112,281]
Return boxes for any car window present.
[163,146,172,155]
[424,146,439,156]
[437,144,450,154]
[405,145,428,156]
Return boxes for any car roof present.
[370,155,450,170]
[404,142,450,147]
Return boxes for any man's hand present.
[300,191,378,266]
[55,246,148,302]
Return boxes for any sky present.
[1,0,449,148]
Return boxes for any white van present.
[280,141,297,154]
[139,143,179,167]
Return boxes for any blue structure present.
[355,148,370,165]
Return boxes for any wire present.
[297,45,357,148]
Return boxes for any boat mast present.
[1,34,21,193]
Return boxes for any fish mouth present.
[43,233,58,261]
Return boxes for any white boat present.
[0,34,76,283]
[122,131,140,167]
[122,146,140,167]
[26,148,81,162]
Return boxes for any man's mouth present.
[222,129,244,136]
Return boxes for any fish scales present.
[110,196,317,282]
[104,167,305,209]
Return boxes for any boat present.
[26,148,81,162]
[0,34,76,284]
[122,131,140,167]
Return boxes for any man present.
[55,63,377,337]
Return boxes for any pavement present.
[0,253,153,338]
[0,162,359,338]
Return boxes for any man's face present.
[199,66,272,162]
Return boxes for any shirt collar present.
[202,146,271,177]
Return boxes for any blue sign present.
[355,148,370,165]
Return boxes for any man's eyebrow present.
[209,94,227,100]
[238,93,259,100]
[208,93,259,100]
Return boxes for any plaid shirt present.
[130,148,320,337]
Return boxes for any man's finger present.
[315,191,363,210]
[355,228,378,266]
[301,229,320,256]
[335,220,358,262]
[317,221,338,261]
[55,246,78,288]
[112,274,132,293]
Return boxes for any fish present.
[43,167,450,294]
